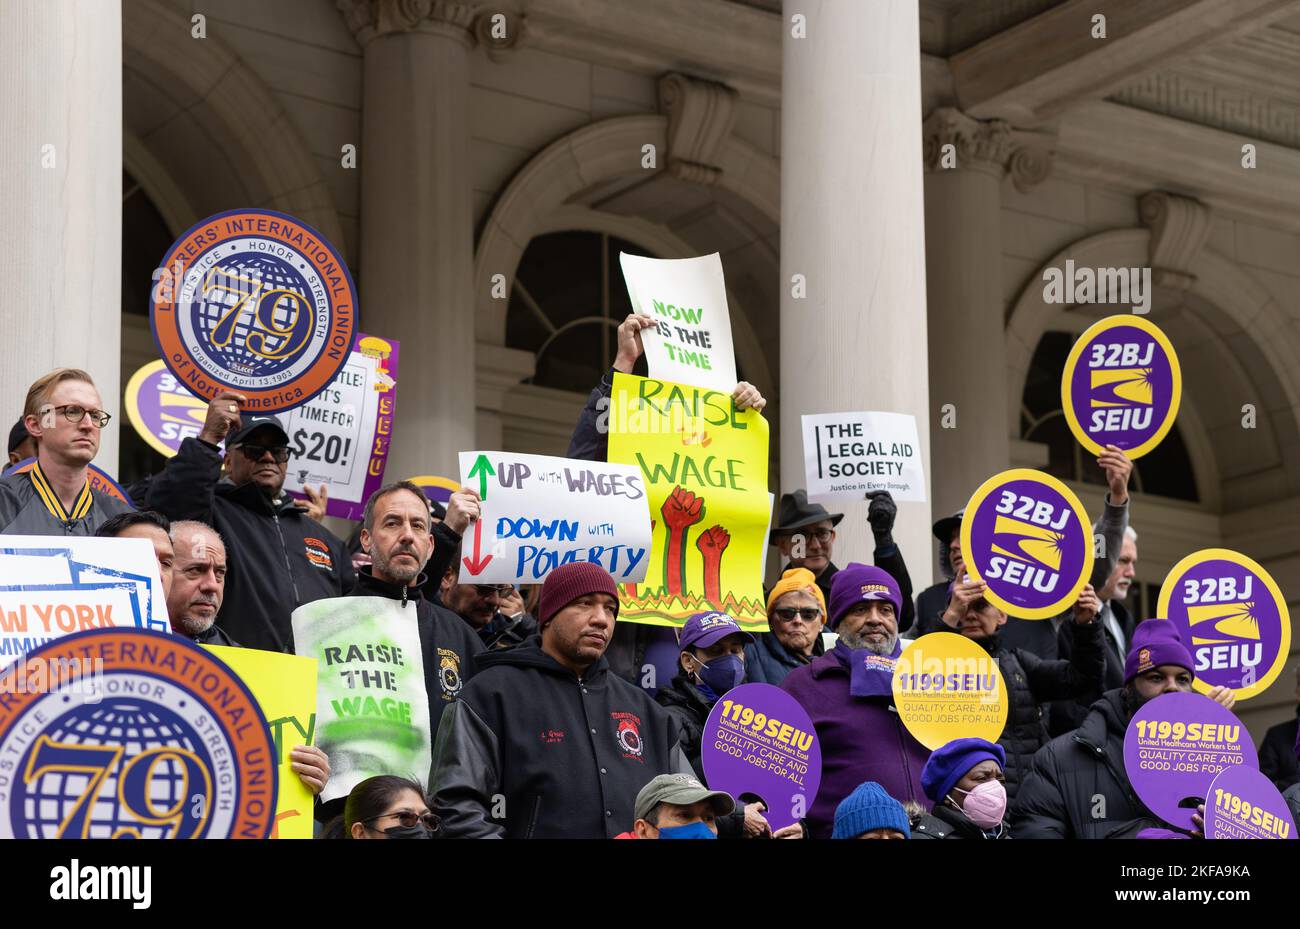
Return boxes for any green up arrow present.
[467,454,496,500]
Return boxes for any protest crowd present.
[1,304,1296,843]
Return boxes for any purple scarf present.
[833,638,902,698]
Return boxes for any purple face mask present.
[950,779,1007,829]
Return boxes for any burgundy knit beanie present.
[537,562,620,627]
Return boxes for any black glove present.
[866,490,897,545]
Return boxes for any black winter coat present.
[429,639,692,838]
[986,619,1105,801]
[1010,689,1169,839]
[146,437,354,652]
[911,802,1010,839]
[1259,707,1299,791]
[1051,599,1136,736]
[348,567,485,739]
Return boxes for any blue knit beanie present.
[831,781,911,839]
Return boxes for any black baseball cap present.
[226,414,289,447]
[7,420,30,454]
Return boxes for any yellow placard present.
[205,645,318,839]
[607,372,770,629]
[891,633,1008,750]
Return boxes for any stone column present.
[0,0,122,469]
[780,0,933,587]
[923,108,1054,523]
[341,0,477,481]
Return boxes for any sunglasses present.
[475,584,513,596]
[772,607,822,622]
[369,810,439,829]
[233,443,291,463]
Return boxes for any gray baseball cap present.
[634,773,736,821]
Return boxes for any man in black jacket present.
[349,481,484,739]
[655,611,786,839]
[429,562,694,838]
[1011,619,1238,839]
[1259,665,1300,791]
[146,391,353,652]
[949,582,1106,799]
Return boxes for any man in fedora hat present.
[768,489,914,631]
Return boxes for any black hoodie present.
[348,567,485,737]
[429,637,692,838]
[146,437,354,652]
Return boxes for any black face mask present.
[383,823,433,840]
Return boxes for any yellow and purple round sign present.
[961,468,1094,619]
[892,632,1008,750]
[1061,314,1181,459]
[1157,548,1291,701]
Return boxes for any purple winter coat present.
[781,650,931,839]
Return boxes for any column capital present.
[923,107,1055,192]
[1140,191,1212,291]
[657,72,739,186]
[338,0,476,49]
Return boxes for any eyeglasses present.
[798,528,833,543]
[234,443,291,463]
[475,584,512,596]
[367,810,439,830]
[772,607,822,623]
[46,405,111,428]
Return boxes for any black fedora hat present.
[770,490,843,541]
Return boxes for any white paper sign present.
[457,451,653,585]
[281,334,399,521]
[0,536,169,666]
[618,252,738,392]
[802,411,927,502]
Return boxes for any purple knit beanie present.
[1124,618,1194,683]
[827,563,903,630]
[537,562,620,627]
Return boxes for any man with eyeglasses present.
[145,390,354,652]
[767,489,916,633]
[0,368,133,535]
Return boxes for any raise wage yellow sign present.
[607,372,769,630]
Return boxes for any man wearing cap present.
[746,567,828,687]
[145,390,353,651]
[0,369,134,535]
[6,419,35,468]
[781,563,930,839]
[430,562,694,838]
[655,611,777,838]
[913,738,1010,839]
[832,782,911,839]
[1011,619,1238,838]
[616,773,736,839]
[769,489,915,632]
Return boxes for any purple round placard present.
[1123,691,1257,831]
[961,469,1093,619]
[1061,315,1181,459]
[1207,764,1297,840]
[701,682,821,830]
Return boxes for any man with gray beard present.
[347,481,484,738]
[166,519,332,798]
[782,563,929,839]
